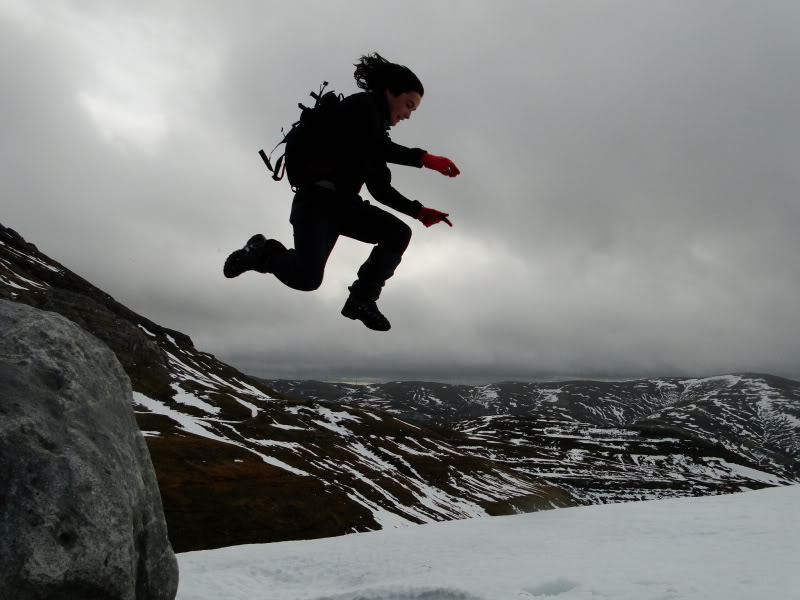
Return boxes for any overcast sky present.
[3,1,799,384]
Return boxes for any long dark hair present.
[353,53,424,96]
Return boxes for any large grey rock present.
[0,300,178,599]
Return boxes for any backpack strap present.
[258,149,274,172]
[259,145,287,182]
[310,81,330,103]
[272,153,286,182]
[259,123,293,181]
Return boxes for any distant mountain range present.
[263,377,800,503]
[2,222,798,553]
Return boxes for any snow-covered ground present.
[176,485,799,600]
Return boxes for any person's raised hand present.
[421,153,460,177]
[417,207,453,227]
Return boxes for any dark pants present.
[269,187,412,302]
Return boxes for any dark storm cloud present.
[2,1,799,383]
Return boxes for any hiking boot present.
[341,296,391,331]
[223,234,286,278]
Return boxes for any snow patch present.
[132,392,309,477]
[171,384,220,415]
[138,325,157,337]
[176,485,800,600]
[0,272,48,291]
[721,461,785,485]
[132,392,228,442]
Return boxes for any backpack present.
[259,81,343,190]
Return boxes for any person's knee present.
[389,221,412,253]
[294,270,324,292]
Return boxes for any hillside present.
[1,223,572,551]
[2,222,797,552]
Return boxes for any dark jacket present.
[310,91,427,218]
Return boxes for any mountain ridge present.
[262,375,800,462]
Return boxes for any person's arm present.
[364,163,423,218]
[385,139,427,167]
[386,139,461,178]
[365,164,453,227]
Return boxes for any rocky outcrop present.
[0,224,175,401]
[0,300,178,599]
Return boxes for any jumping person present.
[223,53,460,331]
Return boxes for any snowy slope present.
[176,484,800,600]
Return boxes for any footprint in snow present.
[522,578,579,597]
[314,587,484,600]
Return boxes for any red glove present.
[417,207,453,228]
[421,153,461,177]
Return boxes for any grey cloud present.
[2,1,799,383]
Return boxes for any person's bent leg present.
[344,204,412,301]
[339,202,412,330]
[269,190,340,292]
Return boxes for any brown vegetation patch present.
[146,434,378,552]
